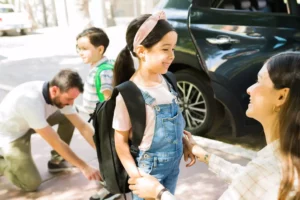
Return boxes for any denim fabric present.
[133,81,185,200]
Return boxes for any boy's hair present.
[113,14,175,86]
[76,27,110,54]
[50,69,84,93]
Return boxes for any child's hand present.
[183,130,197,152]
[183,143,196,167]
[183,130,210,164]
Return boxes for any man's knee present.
[19,177,42,192]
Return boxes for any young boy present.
[76,27,114,114]
[76,27,119,200]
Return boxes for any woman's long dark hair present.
[267,52,300,200]
[113,14,175,86]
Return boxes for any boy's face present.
[77,36,104,65]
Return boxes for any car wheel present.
[20,29,27,35]
[175,69,216,136]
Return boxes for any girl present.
[112,11,192,200]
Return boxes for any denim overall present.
[133,81,185,200]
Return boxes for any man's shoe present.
[47,160,75,173]
[89,188,121,200]
[0,154,4,176]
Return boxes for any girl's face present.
[142,31,177,74]
[76,36,103,65]
[246,63,279,122]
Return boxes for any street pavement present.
[0,27,253,200]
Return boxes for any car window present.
[284,0,300,15]
[156,0,191,9]
[214,0,288,14]
[0,8,14,13]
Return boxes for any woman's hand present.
[128,171,164,199]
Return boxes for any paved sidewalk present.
[0,113,251,200]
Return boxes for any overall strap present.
[162,71,179,93]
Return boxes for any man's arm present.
[35,125,101,180]
[65,113,96,149]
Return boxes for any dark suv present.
[156,0,300,136]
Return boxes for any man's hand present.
[80,165,102,181]
[128,171,164,199]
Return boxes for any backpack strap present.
[163,71,179,94]
[116,81,146,154]
[95,63,114,102]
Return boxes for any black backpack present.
[90,72,179,194]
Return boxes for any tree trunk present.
[74,0,92,29]
[40,0,48,27]
[51,0,58,26]
[23,0,38,29]
[106,0,116,27]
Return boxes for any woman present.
[128,52,300,200]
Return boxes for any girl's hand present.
[183,142,196,167]
[183,130,197,152]
[183,130,211,164]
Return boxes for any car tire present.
[175,69,216,136]
[20,29,30,35]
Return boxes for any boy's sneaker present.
[47,160,75,173]
[89,188,121,200]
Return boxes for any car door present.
[188,0,300,135]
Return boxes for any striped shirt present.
[83,57,114,114]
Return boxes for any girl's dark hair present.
[76,27,109,53]
[266,52,300,200]
[113,14,175,86]
[50,69,84,93]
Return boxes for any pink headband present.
[133,11,167,53]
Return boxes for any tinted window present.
[157,0,191,9]
[215,0,288,14]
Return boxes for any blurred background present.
[0,0,160,31]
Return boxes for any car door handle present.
[206,36,240,45]
[246,32,262,37]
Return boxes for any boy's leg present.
[0,133,42,192]
[47,110,75,164]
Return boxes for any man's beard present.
[52,96,64,109]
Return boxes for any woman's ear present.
[277,88,290,106]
